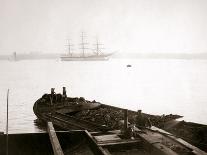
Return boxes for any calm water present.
[0,58,207,133]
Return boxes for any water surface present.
[0,59,207,133]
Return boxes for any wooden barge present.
[32,87,207,155]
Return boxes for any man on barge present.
[135,110,152,129]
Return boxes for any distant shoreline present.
[112,52,207,60]
[1,52,207,60]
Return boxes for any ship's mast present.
[13,52,17,61]
[80,32,88,57]
[66,39,73,56]
[94,38,103,56]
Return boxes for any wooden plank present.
[84,130,111,155]
[137,131,178,155]
[151,126,207,155]
[47,122,64,155]
[94,134,121,142]
[152,143,178,155]
[175,138,207,155]
[98,139,141,146]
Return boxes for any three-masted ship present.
[60,32,113,61]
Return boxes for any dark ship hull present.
[33,88,207,155]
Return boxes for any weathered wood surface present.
[150,126,207,155]
[43,112,109,132]
[47,122,64,155]
[138,130,178,155]
[84,130,110,155]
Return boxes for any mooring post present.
[62,87,67,98]
[51,88,55,104]
[51,88,55,95]
[50,88,55,120]
[6,89,9,155]
[124,109,128,132]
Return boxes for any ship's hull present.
[60,56,109,61]
[33,90,207,154]
[60,53,113,61]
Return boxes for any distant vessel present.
[11,51,17,61]
[60,32,113,61]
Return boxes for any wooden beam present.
[98,139,141,146]
[84,130,111,155]
[47,122,64,155]
[124,109,128,133]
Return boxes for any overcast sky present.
[0,0,207,54]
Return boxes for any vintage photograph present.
[0,0,207,154]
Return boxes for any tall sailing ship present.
[60,32,113,61]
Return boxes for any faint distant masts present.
[13,52,17,61]
[65,39,73,56]
[80,32,88,57]
[94,38,104,56]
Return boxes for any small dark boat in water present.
[32,87,207,155]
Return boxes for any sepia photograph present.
[0,0,207,154]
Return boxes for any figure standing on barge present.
[135,110,152,128]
